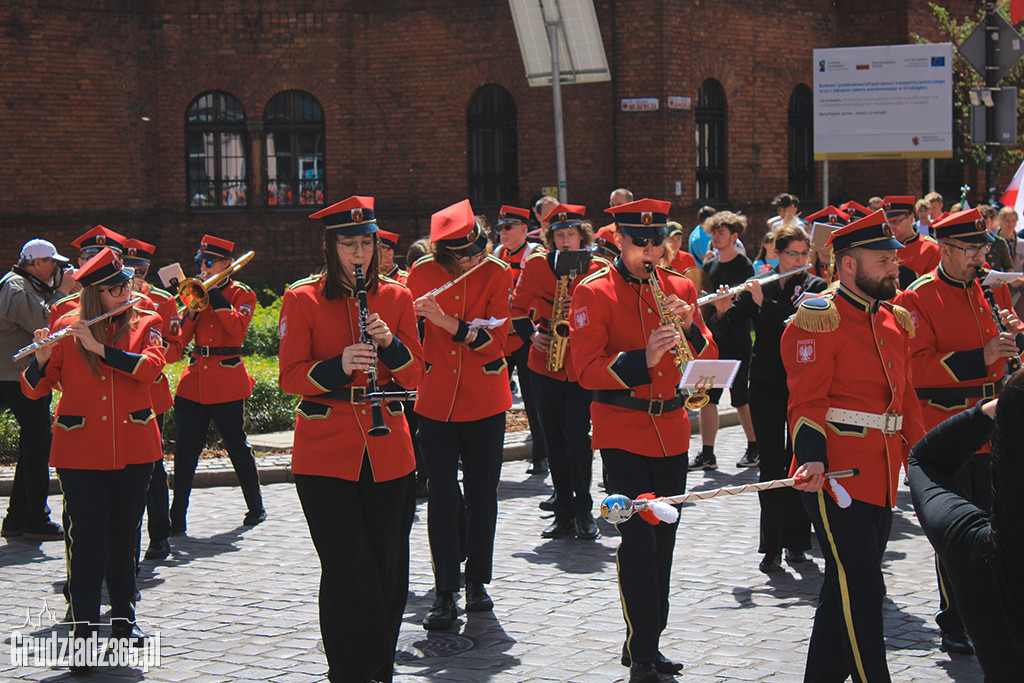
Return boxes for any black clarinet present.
[354,265,390,437]
[979,269,1022,376]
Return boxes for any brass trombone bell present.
[178,251,254,312]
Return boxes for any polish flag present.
[1000,158,1024,232]
[1013,0,1024,26]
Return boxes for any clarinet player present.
[279,196,424,683]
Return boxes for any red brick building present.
[0,0,980,286]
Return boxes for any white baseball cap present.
[20,239,70,264]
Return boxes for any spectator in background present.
[752,231,778,275]
[688,206,718,264]
[996,206,1024,271]
[981,205,1013,272]
[925,191,944,223]
[664,221,698,273]
[0,239,74,541]
[868,196,884,211]
[914,198,933,238]
[593,188,634,260]
[767,193,806,232]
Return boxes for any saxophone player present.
[509,204,609,540]
[569,198,717,682]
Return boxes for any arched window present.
[788,84,814,200]
[186,91,248,209]
[467,85,518,209]
[695,79,727,204]
[265,91,325,208]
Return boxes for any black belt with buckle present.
[318,386,368,403]
[191,345,244,357]
[593,390,684,416]
[914,380,1002,402]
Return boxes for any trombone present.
[177,251,254,313]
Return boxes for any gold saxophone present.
[546,275,571,372]
[644,263,710,409]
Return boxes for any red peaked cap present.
[309,195,379,236]
[197,234,235,260]
[430,199,488,256]
[546,204,587,231]
[122,238,156,267]
[74,247,133,288]
[606,198,671,238]
[71,225,127,256]
[826,210,904,254]
[805,206,849,225]
[495,205,532,227]
[377,229,399,250]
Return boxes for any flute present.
[14,297,143,361]
[416,259,488,300]
[696,264,813,306]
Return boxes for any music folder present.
[679,359,741,390]
[553,249,592,277]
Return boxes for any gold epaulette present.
[287,274,323,291]
[882,302,916,338]
[790,297,840,333]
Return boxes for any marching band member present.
[509,203,608,540]
[49,225,128,327]
[882,195,940,289]
[377,229,408,285]
[895,207,1023,656]
[169,234,264,534]
[21,247,166,662]
[406,199,514,630]
[782,210,926,682]
[122,239,182,562]
[279,196,424,683]
[493,204,548,475]
[715,223,827,573]
[570,198,716,683]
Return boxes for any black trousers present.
[417,412,505,592]
[748,380,810,554]
[0,380,53,529]
[170,396,263,526]
[801,490,893,683]
[602,448,687,666]
[507,345,548,465]
[935,451,991,637]
[58,463,153,639]
[295,465,415,683]
[530,373,593,521]
[145,413,170,543]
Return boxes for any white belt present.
[826,407,903,435]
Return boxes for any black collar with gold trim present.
[903,230,921,245]
[835,283,873,313]
[936,263,974,290]
[614,257,647,285]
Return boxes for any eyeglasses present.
[944,242,991,258]
[337,240,375,255]
[100,282,129,297]
[194,258,221,268]
[779,249,811,258]
[630,235,665,248]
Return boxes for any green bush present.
[243,288,283,356]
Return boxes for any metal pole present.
[929,158,936,194]
[546,17,568,202]
[823,159,829,206]
[985,1,997,204]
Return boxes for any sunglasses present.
[496,223,523,231]
[194,257,221,268]
[100,282,130,297]
[630,235,665,248]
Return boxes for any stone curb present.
[0,408,739,496]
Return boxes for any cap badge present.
[828,215,839,224]
[127,247,137,257]
[96,235,106,245]
[558,212,567,222]
[200,241,208,251]
[641,211,653,225]
[882,223,893,238]
[351,208,363,223]
[884,202,892,211]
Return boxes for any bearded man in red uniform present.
[570,198,717,683]
[169,234,264,534]
[783,210,926,682]
[896,207,1024,656]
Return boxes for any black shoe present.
[110,620,148,648]
[23,520,64,541]
[541,518,575,539]
[242,509,267,527]
[736,446,760,468]
[144,539,171,560]
[415,478,429,499]
[0,516,23,537]
[759,552,783,573]
[621,644,684,673]
[688,452,717,471]
[465,582,493,612]
[785,549,810,564]
[628,662,660,683]
[940,631,975,655]
[526,459,548,475]
[422,591,457,630]
[575,515,599,540]
[538,494,556,512]
[169,518,186,536]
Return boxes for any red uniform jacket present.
[569,260,717,457]
[21,308,166,470]
[406,255,513,422]
[384,266,408,286]
[137,283,183,415]
[509,251,609,381]
[898,232,941,281]
[48,293,80,329]
[781,284,926,507]
[896,265,1016,432]
[278,274,424,482]
[495,242,545,354]
[669,250,698,274]
[175,280,256,404]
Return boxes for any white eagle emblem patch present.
[239,303,253,317]
[279,315,288,339]
[797,339,815,364]
[148,328,162,346]
[574,306,589,328]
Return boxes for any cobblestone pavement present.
[0,424,985,682]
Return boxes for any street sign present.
[970,86,1018,145]
[959,12,1024,83]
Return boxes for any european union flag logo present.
[931,56,946,67]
